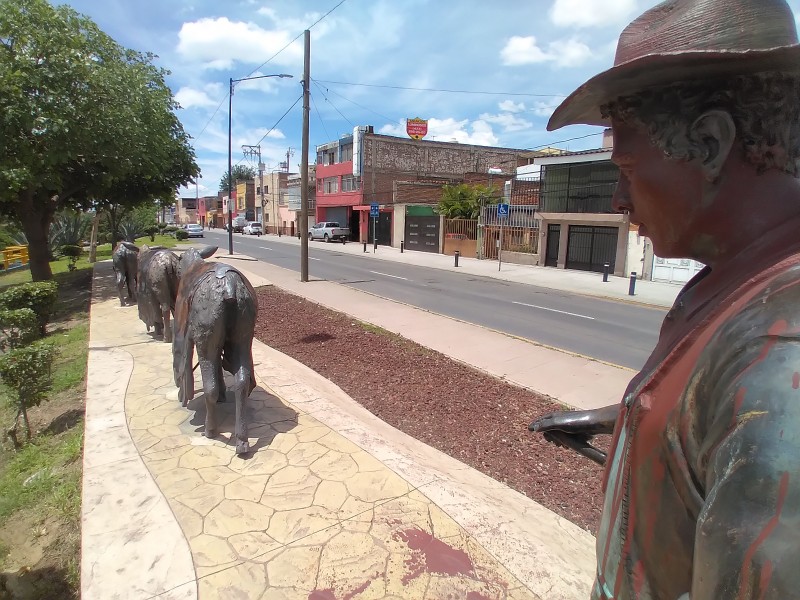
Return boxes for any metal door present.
[566,225,618,272]
[405,216,440,252]
[367,212,392,246]
[545,224,560,267]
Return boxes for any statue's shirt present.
[593,223,800,600]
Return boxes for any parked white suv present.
[308,222,350,243]
[243,222,262,236]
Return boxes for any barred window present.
[539,160,618,214]
[324,177,338,193]
[340,144,353,162]
[342,175,361,192]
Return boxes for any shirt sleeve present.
[689,325,800,599]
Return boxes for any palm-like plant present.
[50,210,91,249]
[118,219,144,243]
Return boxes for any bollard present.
[454,250,460,267]
[363,241,367,253]
[603,262,610,283]
[401,240,404,253]
[374,238,378,252]
[629,272,637,296]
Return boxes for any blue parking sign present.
[497,203,510,217]
[370,203,379,218]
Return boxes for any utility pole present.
[242,144,262,223]
[300,29,310,282]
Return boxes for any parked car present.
[232,217,248,233]
[186,224,204,238]
[243,222,262,236]
[308,222,350,243]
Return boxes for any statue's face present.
[611,120,705,258]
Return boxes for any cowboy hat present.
[548,0,800,131]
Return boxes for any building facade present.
[314,126,529,246]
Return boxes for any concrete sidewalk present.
[219,230,680,309]
[82,261,596,600]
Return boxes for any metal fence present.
[479,204,539,260]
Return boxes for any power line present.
[311,77,397,126]
[312,80,354,127]
[314,79,567,98]
[310,94,332,144]
[190,0,347,144]
[233,95,303,168]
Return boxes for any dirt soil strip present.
[254,286,607,534]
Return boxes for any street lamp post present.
[228,73,293,255]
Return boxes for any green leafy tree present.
[0,0,199,281]
[0,340,58,444]
[437,183,499,219]
[219,165,256,192]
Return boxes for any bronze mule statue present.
[111,241,139,306]
[172,246,258,455]
[136,245,179,342]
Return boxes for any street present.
[203,230,665,369]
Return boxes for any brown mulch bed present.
[254,286,608,534]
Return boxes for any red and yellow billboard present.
[406,117,428,140]
[236,183,246,211]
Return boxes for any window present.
[341,175,361,192]
[539,160,619,214]
[316,151,324,164]
[340,144,353,162]
[325,150,335,165]
[323,177,338,194]
[317,179,323,193]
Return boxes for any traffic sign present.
[370,203,379,218]
[497,203,510,217]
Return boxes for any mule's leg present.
[215,361,226,403]
[115,272,126,306]
[179,340,194,407]
[162,305,173,343]
[198,357,221,439]
[228,346,253,455]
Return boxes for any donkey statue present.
[136,245,180,342]
[172,246,258,455]
[111,242,139,306]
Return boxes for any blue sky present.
[55,0,800,197]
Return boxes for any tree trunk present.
[18,189,55,281]
[89,210,100,263]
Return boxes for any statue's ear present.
[121,242,139,252]
[199,245,218,259]
[141,244,150,252]
[690,110,736,183]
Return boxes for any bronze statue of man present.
[529,0,800,598]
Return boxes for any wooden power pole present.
[300,29,310,282]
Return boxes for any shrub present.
[0,341,58,444]
[0,308,39,351]
[145,226,159,242]
[164,225,178,234]
[59,244,82,271]
[175,229,189,241]
[0,281,59,336]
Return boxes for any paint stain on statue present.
[792,371,799,389]
[395,528,474,584]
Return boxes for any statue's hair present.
[600,73,800,176]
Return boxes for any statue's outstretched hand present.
[529,405,620,465]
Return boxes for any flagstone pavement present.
[81,260,595,600]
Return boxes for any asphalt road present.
[201,230,665,369]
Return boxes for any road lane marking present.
[259,246,272,250]
[369,270,409,281]
[512,301,595,320]
[310,257,321,261]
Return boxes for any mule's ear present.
[121,241,139,252]
[141,244,150,252]
[199,245,218,259]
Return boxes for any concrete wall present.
[392,204,406,249]
[502,251,539,266]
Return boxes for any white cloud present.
[549,0,638,28]
[379,118,498,146]
[177,17,302,69]
[479,112,532,133]
[500,36,550,65]
[531,101,562,117]
[175,86,217,109]
[498,100,525,113]
[500,36,593,68]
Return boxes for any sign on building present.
[406,117,428,140]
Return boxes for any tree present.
[0,0,199,280]
[437,183,498,220]
[219,165,256,192]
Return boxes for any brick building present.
[314,126,531,246]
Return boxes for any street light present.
[228,73,293,254]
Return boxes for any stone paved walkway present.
[82,260,595,599]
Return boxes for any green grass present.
[0,233,178,288]
[50,323,90,393]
